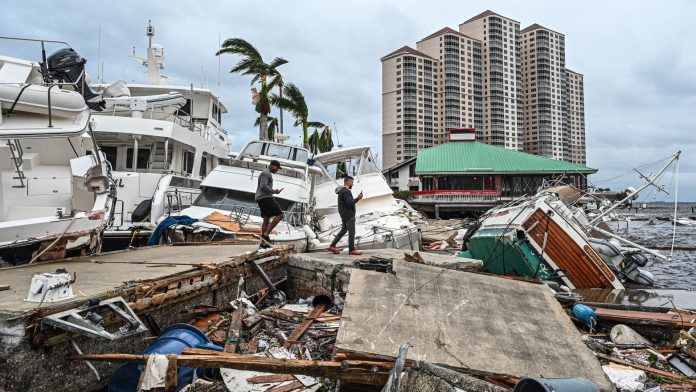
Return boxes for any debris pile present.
[182,281,345,391]
[570,303,696,390]
[420,219,470,251]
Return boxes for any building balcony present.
[411,190,505,205]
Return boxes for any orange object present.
[202,211,276,234]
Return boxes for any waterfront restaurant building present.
[409,129,596,215]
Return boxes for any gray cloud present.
[2,0,695,199]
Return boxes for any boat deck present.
[0,243,259,314]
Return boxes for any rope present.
[532,211,553,280]
[481,204,530,270]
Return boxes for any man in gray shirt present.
[255,160,284,248]
[329,175,363,255]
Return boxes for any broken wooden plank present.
[266,380,304,392]
[72,353,390,385]
[0,284,10,291]
[246,374,295,384]
[595,307,696,328]
[333,351,517,383]
[283,304,326,349]
[224,306,244,353]
[595,353,690,382]
[164,354,178,392]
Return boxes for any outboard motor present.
[44,48,104,111]
[619,251,655,286]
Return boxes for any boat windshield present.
[316,150,381,184]
[241,141,309,163]
[194,186,294,212]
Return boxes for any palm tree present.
[308,126,334,155]
[254,116,279,141]
[270,83,324,148]
[319,126,334,152]
[216,38,286,140]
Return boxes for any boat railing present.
[0,37,93,129]
[98,104,208,136]
[164,189,200,216]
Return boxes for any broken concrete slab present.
[335,258,613,391]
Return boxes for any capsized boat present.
[0,38,115,264]
[308,146,422,251]
[460,189,625,290]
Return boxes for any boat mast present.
[586,151,681,228]
[145,20,161,85]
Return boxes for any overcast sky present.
[3,0,695,200]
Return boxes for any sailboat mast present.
[586,151,681,228]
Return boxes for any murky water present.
[608,203,696,289]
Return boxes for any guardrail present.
[411,192,501,204]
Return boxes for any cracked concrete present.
[334,257,614,391]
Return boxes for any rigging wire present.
[670,156,680,259]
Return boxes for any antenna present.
[334,121,343,148]
[97,26,101,82]
[147,19,154,49]
[217,33,221,88]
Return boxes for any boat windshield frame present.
[314,147,383,185]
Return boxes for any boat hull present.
[464,197,623,290]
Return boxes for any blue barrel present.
[572,304,597,326]
[514,377,600,392]
[108,324,222,392]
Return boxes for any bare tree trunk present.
[302,123,309,149]
[260,112,269,140]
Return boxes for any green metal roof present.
[415,142,597,174]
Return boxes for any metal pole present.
[279,81,284,134]
[592,226,668,261]
[47,85,55,127]
[132,137,138,169]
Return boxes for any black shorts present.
[257,197,282,218]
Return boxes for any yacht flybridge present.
[0,37,114,264]
[89,22,230,247]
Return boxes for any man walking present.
[329,175,363,255]
[255,160,284,248]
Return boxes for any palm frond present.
[217,38,262,61]
[268,57,288,69]
[254,115,277,127]
[307,121,326,128]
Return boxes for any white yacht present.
[309,146,421,251]
[175,140,316,250]
[0,38,115,264]
[89,22,230,248]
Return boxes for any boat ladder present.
[150,141,170,171]
[6,139,26,188]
